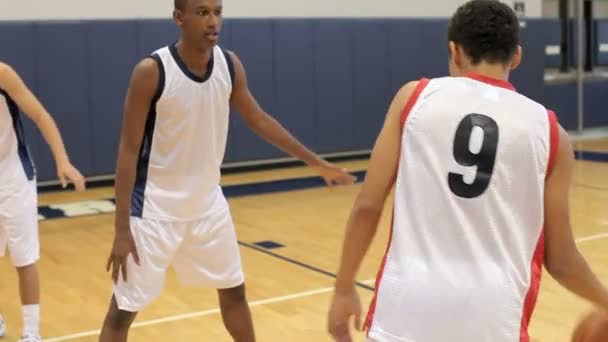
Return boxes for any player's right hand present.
[106,230,140,284]
[328,289,362,342]
[56,160,86,191]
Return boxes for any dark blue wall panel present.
[544,80,608,131]
[598,20,608,66]
[545,19,561,68]
[313,20,354,153]
[420,19,450,78]
[4,17,605,183]
[387,20,425,94]
[274,20,317,151]
[34,22,93,181]
[543,83,577,131]
[583,80,608,128]
[229,20,277,162]
[219,20,233,51]
[87,21,138,175]
[511,19,547,104]
[136,19,179,59]
[0,23,36,91]
[570,19,591,68]
[352,20,391,150]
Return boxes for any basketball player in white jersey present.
[0,62,85,341]
[99,0,356,340]
[328,1,608,341]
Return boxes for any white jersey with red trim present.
[365,74,559,342]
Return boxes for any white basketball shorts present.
[0,178,39,267]
[113,194,245,312]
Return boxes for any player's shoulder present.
[393,76,441,105]
[500,84,548,117]
[134,45,171,74]
[127,56,163,96]
[218,47,239,67]
[0,62,15,80]
[0,62,21,91]
[0,61,9,73]
[133,57,161,77]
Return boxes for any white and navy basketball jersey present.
[0,88,35,191]
[131,44,235,221]
[366,74,559,342]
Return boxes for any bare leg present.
[99,295,137,342]
[17,263,39,305]
[17,263,40,336]
[218,283,255,342]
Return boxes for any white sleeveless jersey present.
[366,74,559,342]
[131,44,234,221]
[0,88,35,193]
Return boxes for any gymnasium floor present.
[0,137,607,342]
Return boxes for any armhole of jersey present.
[400,78,430,131]
[148,53,165,103]
[222,49,235,87]
[546,110,559,177]
[131,54,164,218]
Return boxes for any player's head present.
[173,0,223,49]
[447,0,521,76]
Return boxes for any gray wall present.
[0,0,543,20]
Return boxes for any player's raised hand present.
[106,228,140,284]
[56,160,86,191]
[328,289,363,342]
[315,161,357,186]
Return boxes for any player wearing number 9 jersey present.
[328,1,608,342]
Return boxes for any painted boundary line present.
[44,279,375,342]
[43,232,608,341]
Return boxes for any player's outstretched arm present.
[543,125,608,311]
[108,57,158,283]
[0,62,85,191]
[327,81,418,342]
[227,51,355,186]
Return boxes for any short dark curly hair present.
[175,0,188,10]
[448,0,520,65]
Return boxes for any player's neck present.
[464,63,510,82]
[175,40,213,70]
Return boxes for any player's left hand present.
[328,289,362,342]
[315,161,357,186]
[56,160,86,191]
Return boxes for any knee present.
[15,262,37,277]
[105,308,135,331]
[220,283,247,304]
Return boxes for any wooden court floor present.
[1,139,607,342]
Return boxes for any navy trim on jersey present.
[131,54,165,217]
[222,49,235,86]
[169,43,214,83]
[0,88,35,181]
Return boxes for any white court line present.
[575,233,608,244]
[45,279,375,342]
[44,232,608,341]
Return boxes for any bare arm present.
[543,126,608,310]
[106,57,159,282]
[113,57,159,236]
[0,62,84,190]
[327,82,417,340]
[228,51,355,186]
[334,81,418,293]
